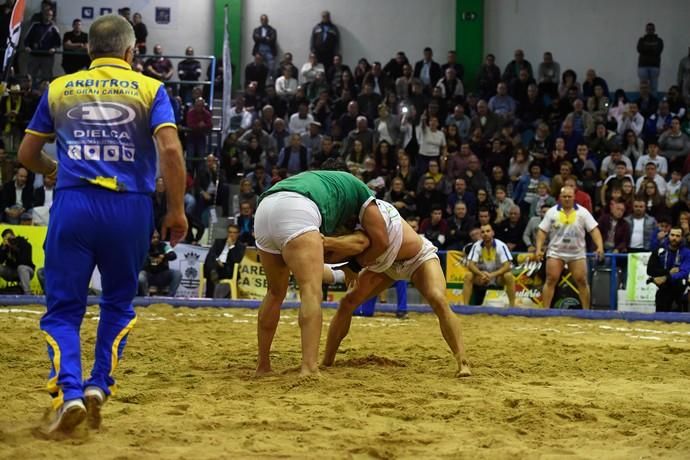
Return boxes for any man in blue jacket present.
[647,227,690,312]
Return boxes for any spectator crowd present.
[1,4,690,299]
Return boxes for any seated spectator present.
[495,205,527,252]
[310,90,332,127]
[586,84,610,124]
[550,161,576,198]
[508,146,532,183]
[288,101,314,134]
[446,201,476,250]
[446,177,476,216]
[635,162,668,195]
[327,53,352,87]
[236,201,256,246]
[601,147,634,180]
[2,167,33,224]
[537,51,560,98]
[274,52,299,81]
[435,67,464,103]
[635,79,659,119]
[203,224,246,298]
[275,65,299,101]
[493,185,515,224]
[558,69,581,99]
[300,52,325,85]
[420,205,449,249]
[658,116,690,172]
[635,139,668,177]
[582,68,610,99]
[373,104,400,147]
[463,223,516,307]
[488,82,516,120]
[238,120,276,161]
[138,231,181,297]
[446,104,471,141]
[644,99,673,139]
[470,100,501,140]
[528,122,551,162]
[0,229,34,294]
[306,72,329,103]
[588,124,617,164]
[563,177,593,213]
[621,128,645,163]
[277,133,310,176]
[625,198,658,252]
[509,68,536,107]
[516,83,545,133]
[598,201,630,254]
[637,178,668,220]
[416,176,446,221]
[475,188,496,221]
[558,119,584,156]
[650,215,672,250]
[362,61,390,96]
[477,53,501,100]
[601,160,636,207]
[615,101,645,137]
[179,47,203,102]
[503,49,533,85]
[513,162,550,214]
[343,116,374,158]
[565,99,595,137]
[545,137,569,177]
[523,203,552,252]
[227,95,253,133]
[529,181,556,218]
[383,177,416,219]
[144,44,174,81]
[572,143,597,179]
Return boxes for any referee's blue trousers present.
[40,188,153,409]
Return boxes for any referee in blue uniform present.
[18,14,187,436]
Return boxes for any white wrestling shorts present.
[383,236,439,281]
[255,191,322,254]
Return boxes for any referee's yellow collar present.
[89,57,132,71]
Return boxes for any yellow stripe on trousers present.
[108,316,137,395]
[44,332,64,410]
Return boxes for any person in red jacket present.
[419,205,449,249]
[185,97,212,175]
[564,177,593,212]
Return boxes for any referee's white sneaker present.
[84,386,106,430]
[46,398,87,436]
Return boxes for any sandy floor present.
[1,304,690,459]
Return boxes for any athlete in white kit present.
[535,185,604,309]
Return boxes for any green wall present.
[213,0,242,89]
[455,0,484,92]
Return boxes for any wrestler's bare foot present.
[299,362,321,377]
[254,365,274,377]
[456,361,472,377]
[321,356,335,367]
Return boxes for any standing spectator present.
[24,7,61,85]
[310,11,339,72]
[62,19,89,74]
[0,229,34,294]
[245,53,269,97]
[414,47,442,93]
[678,46,690,105]
[204,224,246,298]
[416,112,446,175]
[17,14,187,434]
[138,230,182,297]
[178,47,202,104]
[132,12,147,55]
[252,14,277,75]
[637,22,664,96]
[185,97,212,175]
[144,44,174,82]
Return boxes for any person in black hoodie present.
[0,228,34,294]
[637,22,664,96]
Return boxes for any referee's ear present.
[124,45,135,64]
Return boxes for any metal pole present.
[610,254,618,310]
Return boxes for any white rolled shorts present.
[382,236,439,281]
[254,191,322,254]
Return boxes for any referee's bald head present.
[88,14,136,60]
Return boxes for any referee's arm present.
[18,134,57,178]
[155,126,188,246]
